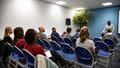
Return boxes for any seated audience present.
[103,29,118,44]
[14,27,25,50]
[0,27,13,67]
[38,26,47,39]
[76,26,96,54]
[73,28,80,39]
[24,29,45,56]
[3,26,13,44]
[64,27,72,39]
[61,32,67,38]
[51,27,60,38]
[103,20,114,33]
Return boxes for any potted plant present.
[73,10,91,28]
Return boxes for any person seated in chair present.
[51,27,60,38]
[24,29,46,56]
[76,26,96,54]
[3,26,13,44]
[38,26,48,40]
[63,27,72,40]
[13,27,26,50]
[103,29,118,44]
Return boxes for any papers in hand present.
[45,50,52,58]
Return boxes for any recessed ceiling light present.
[75,7,85,10]
[56,1,66,5]
[102,2,112,6]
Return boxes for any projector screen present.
[118,10,120,34]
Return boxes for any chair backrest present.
[61,43,75,62]
[61,43,74,54]
[41,39,51,50]
[50,41,61,51]
[95,41,109,52]
[75,47,93,65]
[5,42,14,52]
[64,37,74,47]
[72,38,77,46]
[57,36,64,43]
[14,46,25,58]
[94,38,102,43]
[38,39,45,48]
[22,49,35,66]
[0,42,13,58]
[104,38,114,46]
[51,36,58,42]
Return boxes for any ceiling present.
[41,0,120,9]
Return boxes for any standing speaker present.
[66,18,71,25]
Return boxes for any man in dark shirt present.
[51,27,60,38]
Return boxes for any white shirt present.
[76,38,95,52]
[104,24,114,33]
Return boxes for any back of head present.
[52,27,56,32]
[39,26,45,32]
[14,27,24,43]
[80,26,89,43]
[107,20,111,26]
[66,27,72,34]
[25,29,36,44]
[4,27,13,36]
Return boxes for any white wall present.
[0,0,77,39]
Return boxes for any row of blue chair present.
[94,38,116,57]
[94,38,115,67]
[94,38,115,48]
[51,36,75,47]
[38,39,95,68]
[6,42,35,68]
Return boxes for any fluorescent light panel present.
[56,1,66,5]
[75,7,85,10]
[102,2,112,6]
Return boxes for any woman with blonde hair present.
[76,26,95,54]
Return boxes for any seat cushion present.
[97,50,109,57]
[64,53,75,62]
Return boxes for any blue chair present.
[41,39,51,50]
[103,38,116,67]
[14,46,26,65]
[38,39,45,48]
[95,41,109,57]
[6,42,18,68]
[95,41,110,67]
[50,41,63,67]
[72,38,77,46]
[51,36,59,43]
[60,43,75,63]
[50,41,62,56]
[57,36,64,43]
[64,38,74,47]
[75,47,94,68]
[94,38,102,43]
[104,38,115,49]
[22,49,35,68]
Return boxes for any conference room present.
[0,0,120,68]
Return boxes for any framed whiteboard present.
[118,10,120,34]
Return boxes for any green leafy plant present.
[73,10,91,28]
